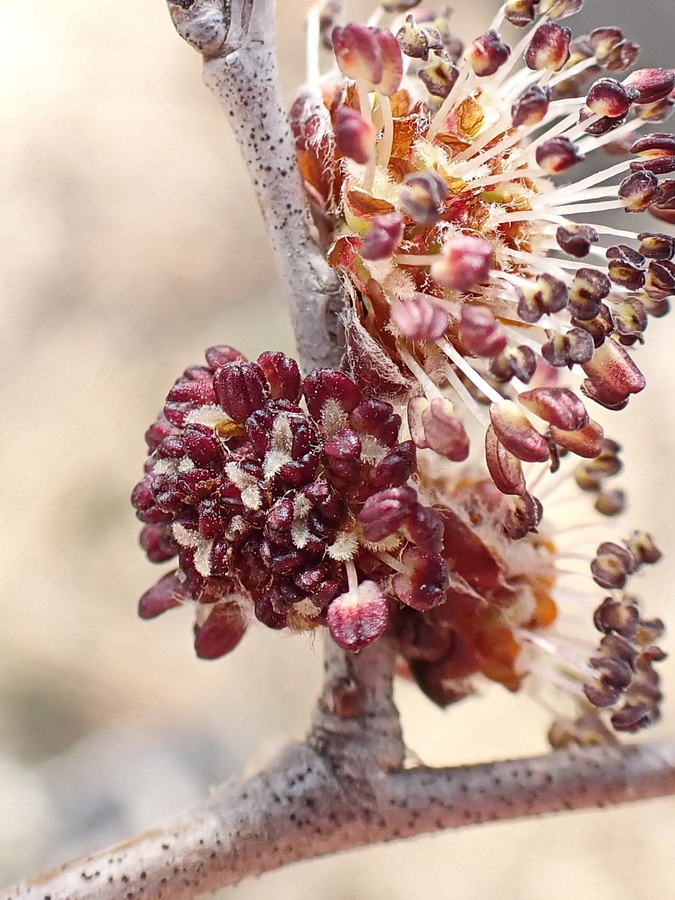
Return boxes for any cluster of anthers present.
[133,0,671,743]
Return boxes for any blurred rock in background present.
[0,1,673,897]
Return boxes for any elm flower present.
[293,1,675,493]
[394,450,665,741]
[131,346,449,658]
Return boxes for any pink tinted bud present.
[359,485,417,542]
[256,351,302,402]
[194,602,247,660]
[138,571,186,619]
[459,305,507,357]
[350,399,401,446]
[327,580,389,650]
[466,30,511,77]
[139,523,177,562]
[536,136,584,173]
[332,24,403,95]
[581,339,646,407]
[421,397,470,461]
[551,419,604,459]
[489,400,550,463]
[205,345,246,371]
[303,369,362,420]
[586,78,631,119]
[213,361,270,423]
[525,23,571,72]
[332,24,383,85]
[624,69,675,105]
[485,425,526,496]
[362,212,404,260]
[511,84,551,126]
[431,235,493,292]
[391,295,449,340]
[333,106,376,165]
[518,387,589,431]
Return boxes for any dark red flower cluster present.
[132,346,446,657]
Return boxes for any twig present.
[167,0,345,371]
[3,735,674,900]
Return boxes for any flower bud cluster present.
[132,347,451,657]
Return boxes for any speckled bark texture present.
[168,0,344,372]
[3,734,674,900]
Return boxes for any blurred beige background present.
[1,0,674,897]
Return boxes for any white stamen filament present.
[427,65,474,141]
[376,92,395,170]
[439,338,504,404]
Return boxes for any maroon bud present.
[140,523,178,562]
[138,571,186,618]
[466,30,511,77]
[418,58,459,99]
[624,68,675,105]
[333,106,376,165]
[525,23,571,72]
[485,424,526,496]
[540,0,583,19]
[396,14,443,60]
[536,136,584,173]
[542,328,594,367]
[556,223,599,258]
[422,397,471,461]
[399,170,448,225]
[254,592,288,630]
[594,488,626,517]
[550,419,604,458]
[303,369,362,421]
[611,703,654,733]
[591,541,636,589]
[393,547,449,610]
[631,132,675,161]
[431,235,493,292]
[359,485,418,542]
[490,345,537,383]
[646,259,675,293]
[194,602,247,659]
[583,681,621,709]
[213,361,269,423]
[504,0,540,27]
[362,212,404,261]
[327,581,389,651]
[569,268,611,320]
[586,78,632,118]
[205,345,246,371]
[627,531,662,566]
[350,399,401,447]
[164,376,218,427]
[593,597,639,637]
[517,273,568,323]
[519,387,589,431]
[391,295,449,340]
[504,492,543,539]
[369,440,417,489]
[403,505,444,553]
[323,426,362,481]
[638,231,675,259]
[459,305,507,357]
[619,169,663,212]
[256,351,302,402]
[511,84,551,126]
[145,414,173,452]
[490,400,550,463]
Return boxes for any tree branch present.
[3,738,674,900]
[167,0,345,371]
